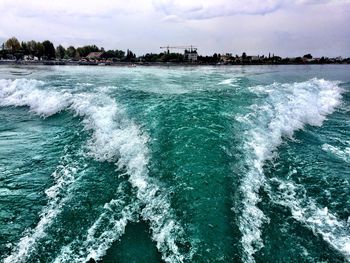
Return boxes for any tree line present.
[0,37,193,63]
[0,37,134,61]
[2,37,348,65]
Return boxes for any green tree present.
[76,45,99,57]
[42,40,56,59]
[66,46,77,59]
[125,49,136,62]
[142,53,160,62]
[159,52,184,62]
[101,49,125,59]
[25,40,44,60]
[212,53,219,62]
[115,50,125,59]
[21,41,30,55]
[56,45,66,59]
[303,54,312,59]
[35,42,44,60]
[5,37,21,53]
[27,40,37,57]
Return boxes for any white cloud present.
[153,0,350,20]
[161,15,184,23]
[296,0,350,4]
[1,0,143,16]
[153,0,285,19]
[0,0,349,56]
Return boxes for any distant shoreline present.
[0,60,349,67]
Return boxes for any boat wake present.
[267,178,350,259]
[1,77,346,262]
[54,182,140,262]
[3,153,80,263]
[0,78,191,263]
[236,78,343,262]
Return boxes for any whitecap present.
[237,78,343,263]
[0,79,72,117]
[268,178,350,259]
[53,183,140,263]
[322,143,350,163]
[0,78,191,263]
[218,78,238,86]
[69,92,191,262]
[4,155,80,263]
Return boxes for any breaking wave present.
[0,79,72,116]
[267,178,350,259]
[236,78,343,262]
[0,79,191,263]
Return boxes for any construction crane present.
[160,45,197,54]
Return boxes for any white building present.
[184,50,198,62]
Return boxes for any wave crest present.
[0,78,191,263]
[237,78,343,262]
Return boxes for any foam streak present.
[0,79,190,263]
[238,79,343,262]
[268,178,350,259]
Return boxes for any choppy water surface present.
[0,65,349,263]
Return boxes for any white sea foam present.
[53,183,140,263]
[69,92,190,262]
[0,79,72,116]
[268,178,350,259]
[238,78,343,263]
[77,82,93,86]
[218,78,238,86]
[4,155,79,263]
[1,79,81,262]
[0,79,190,263]
[322,143,350,163]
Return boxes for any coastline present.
[0,60,349,67]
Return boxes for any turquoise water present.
[0,65,349,263]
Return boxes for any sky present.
[0,0,349,57]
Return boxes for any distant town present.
[1,37,349,66]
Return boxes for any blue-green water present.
[0,65,349,263]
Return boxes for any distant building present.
[86,52,104,59]
[23,55,39,61]
[184,49,198,62]
[221,54,233,63]
[251,56,260,61]
[303,58,315,63]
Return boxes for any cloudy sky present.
[0,0,349,57]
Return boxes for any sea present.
[0,64,349,263]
